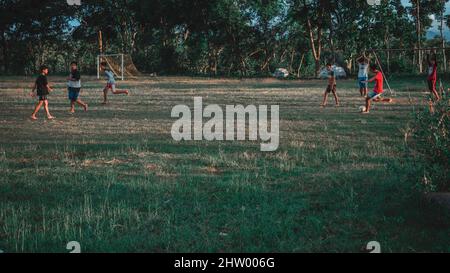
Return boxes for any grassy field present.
[0,75,449,253]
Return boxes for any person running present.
[100,62,129,104]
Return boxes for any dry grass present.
[0,75,448,253]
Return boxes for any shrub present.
[408,94,449,193]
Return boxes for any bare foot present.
[70,109,75,113]
[125,90,130,95]
[335,104,340,107]
[84,104,88,112]
[361,111,370,114]
[320,104,326,108]
[47,116,55,120]
[30,115,37,120]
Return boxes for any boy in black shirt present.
[30,65,54,120]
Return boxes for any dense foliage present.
[0,0,449,76]
[409,96,450,193]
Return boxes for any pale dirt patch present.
[145,163,158,171]
[199,166,222,175]
[79,158,129,168]
[144,163,178,178]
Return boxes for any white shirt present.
[105,70,116,84]
[358,63,369,78]
[67,72,81,88]
[428,65,434,76]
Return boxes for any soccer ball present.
[359,106,367,112]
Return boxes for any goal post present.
[97,53,141,80]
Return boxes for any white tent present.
[273,68,289,78]
[319,65,347,79]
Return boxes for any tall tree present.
[290,0,332,77]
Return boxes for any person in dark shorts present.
[30,65,54,120]
[321,63,340,107]
[67,61,88,113]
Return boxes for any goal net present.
[97,54,141,80]
[366,47,450,75]
[359,47,450,96]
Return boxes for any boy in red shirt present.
[362,64,391,114]
[427,54,440,101]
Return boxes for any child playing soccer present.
[321,63,340,107]
[30,65,55,120]
[362,64,392,114]
[357,54,370,97]
[100,62,129,104]
[68,61,88,113]
[427,53,440,101]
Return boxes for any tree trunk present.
[261,49,273,73]
[306,16,322,77]
[297,53,305,78]
[329,13,335,64]
[300,0,325,77]
[385,26,390,73]
[416,0,423,73]
[289,48,295,73]
[1,30,8,74]
[441,7,447,72]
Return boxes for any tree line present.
[1,0,449,77]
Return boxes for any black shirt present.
[71,70,81,81]
[36,74,49,96]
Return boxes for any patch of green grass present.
[0,76,449,253]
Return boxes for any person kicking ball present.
[362,64,392,114]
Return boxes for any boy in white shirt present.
[356,54,370,97]
[67,61,88,113]
[100,62,129,104]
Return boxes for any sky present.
[401,0,450,40]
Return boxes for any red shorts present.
[105,83,115,89]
